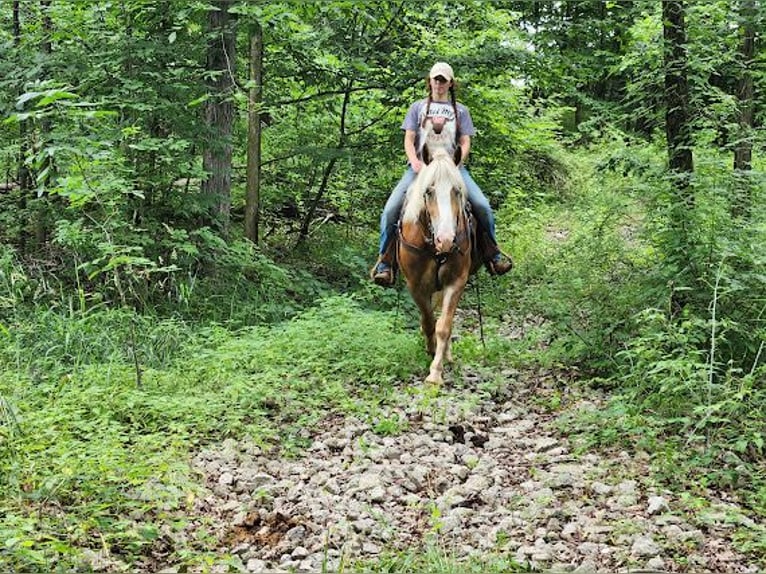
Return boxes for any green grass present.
[0,295,428,572]
[2,137,765,571]
[348,543,534,573]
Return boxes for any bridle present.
[399,186,472,289]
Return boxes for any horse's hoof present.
[425,372,443,385]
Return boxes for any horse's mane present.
[402,149,466,224]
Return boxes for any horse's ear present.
[422,146,432,166]
[453,146,462,166]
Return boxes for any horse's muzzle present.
[434,234,456,255]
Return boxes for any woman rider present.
[371,62,512,286]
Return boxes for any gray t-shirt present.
[401,98,476,159]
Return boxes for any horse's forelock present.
[402,154,465,224]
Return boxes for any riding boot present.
[479,232,513,276]
[370,241,397,287]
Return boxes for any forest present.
[1,0,764,572]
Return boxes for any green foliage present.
[0,295,422,571]
[352,543,532,573]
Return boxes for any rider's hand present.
[412,159,423,173]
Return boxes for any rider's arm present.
[404,129,423,172]
[459,134,471,165]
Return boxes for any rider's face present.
[430,76,451,98]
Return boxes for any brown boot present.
[370,256,395,287]
[487,251,513,276]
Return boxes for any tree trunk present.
[13,0,31,255]
[733,0,755,173]
[245,22,263,245]
[202,1,237,235]
[662,0,694,192]
[35,0,53,247]
[662,0,696,311]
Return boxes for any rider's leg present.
[459,167,513,276]
[372,167,417,285]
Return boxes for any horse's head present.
[403,149,466,255]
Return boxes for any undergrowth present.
[0,295,424,571]
[350,543,533,573]
[506,136,766,562]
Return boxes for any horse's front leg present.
[408,286,436,356]
[427,281,467,385]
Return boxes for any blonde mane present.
[402,149,466,224]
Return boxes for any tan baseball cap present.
[429,62,454,81]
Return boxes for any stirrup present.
[371,262,395,287]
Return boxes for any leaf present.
[36,89,79,108]
[15,91,42,109]
[187,95,209,107]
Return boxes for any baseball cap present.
[429,62,454,81]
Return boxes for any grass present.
[0,294,429,572]
[348,544,534,573]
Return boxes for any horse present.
[397,136,478,385]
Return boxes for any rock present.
[577,542,601,557]
[631,535,661,557]
[561,522,579,540]
[616,480,637,494]
[647,495,669,515]
[535,437,560,452]
[186,379,749,574]
[245,558,267,572]
[590,481,612,495]
[572,560,598,574]
[362,541,381,554]
[369,486,387,503]
[285,524,307,544]
[463,474,491,496]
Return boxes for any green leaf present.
[36,89,79,108]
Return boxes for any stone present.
[245,558,267,572]
[647,495,669,515]
[631,535,661,557]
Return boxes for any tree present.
[663,0,694,187]
[11,0,31,255]
[202,1,237,234]
[733,0,755,173]
[245,21,263,245]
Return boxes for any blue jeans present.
[378,165,497,255]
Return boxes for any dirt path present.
[182,361,763,574]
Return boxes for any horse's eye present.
[425,187,434,198]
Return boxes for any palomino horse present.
[397,145,477,385]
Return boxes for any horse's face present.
[423,166,464,255]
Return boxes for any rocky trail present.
[183,356,763,574]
